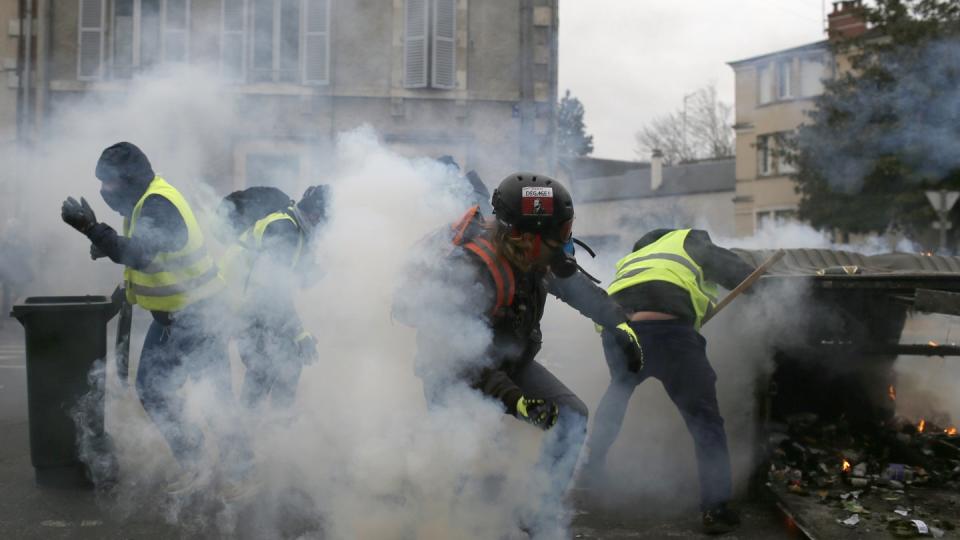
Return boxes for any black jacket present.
[611,229,754,324]
[397,230,626,415]
[86,195,188,271]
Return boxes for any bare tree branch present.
[635,84,734,164]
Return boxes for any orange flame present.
[842,459,851,472]
[888,385,896,401]
[946,427,958,436]
[929,340,939,347]
[918,419,926,433]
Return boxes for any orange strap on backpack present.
[450,206,515,315]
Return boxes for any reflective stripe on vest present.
[252,209,303,267]
[219,208,304,297]
[607,229,718,328]
[123,176,224,312]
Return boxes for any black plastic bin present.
[11,295,118,488]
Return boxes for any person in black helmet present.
[221,185,330,409]
[394,173,645,535]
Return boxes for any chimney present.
[651,149,663,191]
[828,1,867,40]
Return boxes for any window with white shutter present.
[431,0,455,89]
[163,0,190,63]
[800,56,826,97]
[221,0,247,81]
[404,0,428,88]
[405,0,457,90]
[112,0,135,78]
[109,0,190,78]
[141,0,162,68]
[758,64,773,105]
[777,59,793,100]
[78,0,106,80]
[220,0,331,85]
[303,0,330,84]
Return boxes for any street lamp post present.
[682,91,697,162]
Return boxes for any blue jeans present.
[591,320,732,510]
[136,303,238,470]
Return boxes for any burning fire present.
[918,419,926,433]
[946,427,958,436]
[842,459,851,473]
[888,385,896,401]
[928,340,939,347]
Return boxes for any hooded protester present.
[60,142,251,497]
[393,173,645,536]
[220,185,330,409]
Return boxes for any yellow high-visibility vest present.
[220,208,303,295]
[123,177,224,312]
[607,229,719,329]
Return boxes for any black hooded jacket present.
[86,143,188,272]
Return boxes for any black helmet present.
[491,173,574,242]
[297,184,330,223]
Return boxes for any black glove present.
[611,322,645,373]
[295,332,319,365]
[516,396,560,431]
[90,243,107,260]
[61,196,98,234]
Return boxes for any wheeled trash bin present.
[11,295,118,488]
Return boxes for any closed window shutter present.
[78,0,106,80]
[162,0,190,63]
[404,0,428,88]
[221,0,246,81]
[302,0,329,84]
[431,0,455,89]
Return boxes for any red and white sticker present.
[521,186,554,216]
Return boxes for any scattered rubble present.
[768,412,960,537]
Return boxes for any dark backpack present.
[217,186,294,241]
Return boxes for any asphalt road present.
[0,319,799,539]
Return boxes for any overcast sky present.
[559,0,829,161]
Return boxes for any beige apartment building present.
[727,0,865,237]
[2,0,558,194]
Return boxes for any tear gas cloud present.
[0,62,583,538]
[3,41,960,540]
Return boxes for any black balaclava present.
[95,142,155,215]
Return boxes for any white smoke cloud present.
[0,63,578,538]
[5,48,959,540]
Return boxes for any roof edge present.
[728,39,829,68]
